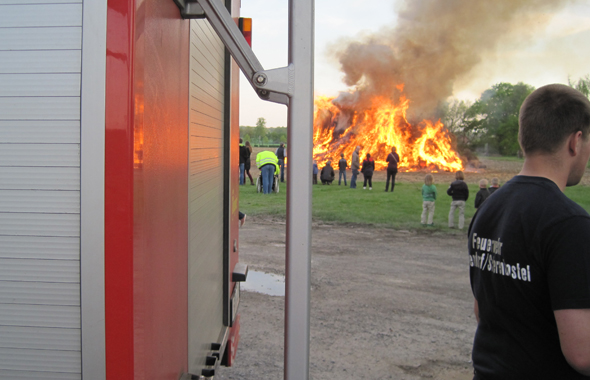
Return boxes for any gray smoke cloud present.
[330,0,580,120]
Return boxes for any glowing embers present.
[313,92,463,172]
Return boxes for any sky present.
[238,0,590,128]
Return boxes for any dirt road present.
[217,218,476,379]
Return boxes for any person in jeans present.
[350,146,361,189]
[338,153,348,185]
[421,174,437,226]
[385,146,400,192]
[447,170,469,229]
[256,150,279,194]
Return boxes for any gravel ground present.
[217,219,476,380]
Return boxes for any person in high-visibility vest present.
[256,150,279,194]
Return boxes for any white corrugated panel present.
[0,4,82,27]
[0,2,82,378]
[0,326,80,350]
[0,27,81,51]
[0,281,80,305]
[0,304,80,328]
[0,347,81,372]
[188,18,226,374]
[0,167,80,189]
[0,144,80,167]
[0,258,80,283]
[0,74,81,96]
[0,97,80,120]
[0,190,80,213]
[0,213,80,237]
[0,236,79,260]
[0,51,81,73]
[0,121,80,144]
[0,370,80,380]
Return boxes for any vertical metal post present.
[285,0,314,378]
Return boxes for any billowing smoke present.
[330,0,580,120]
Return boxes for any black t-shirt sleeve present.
[546,216,590,310]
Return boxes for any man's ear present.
[568,131,584,156]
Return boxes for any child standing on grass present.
[447,170,469,229]
[489,177,501,194]
[421,174,437,226]
[474,179,491,209]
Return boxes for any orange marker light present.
[239,18,252,47]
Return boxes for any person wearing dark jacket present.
[275,143,286,182]
[361,153,375,190]
[447,170,469,229]
[385,146,400,192]
[474,179,491,209]
[244,141,254,185]
[239,138,249,185]
[320,160,335,184]
[338,153,348,186]
[488,177,501,194]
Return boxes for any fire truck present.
[0,0,313,379]
[0,0,245,378]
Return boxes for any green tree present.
[569,75,590,99]
[244,134,251,143]
[465,82,535,155]
[262,136,269,145]
[440,98,476,152]
[255,117,267,144]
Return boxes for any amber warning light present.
[239,18,252,47]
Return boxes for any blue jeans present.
[239,163,245,185]
[339,170,347,185]
[278,159,285,182]
[350,169,359,188]
[261,164,274,194]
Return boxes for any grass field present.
[484,154,590,168]
[239,179,590,233]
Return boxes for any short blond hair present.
[479,179,488,188]
[491,177,499,186]
[424,174,434,186]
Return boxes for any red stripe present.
[105,0,135,377]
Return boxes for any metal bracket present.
[173,0,292,105]
[231,262,248,282]
[172,0,206,19]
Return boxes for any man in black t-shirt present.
[469,84,590,379]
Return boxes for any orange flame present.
[313,92,463,172]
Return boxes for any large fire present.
[313,91,463,172]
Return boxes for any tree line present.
[440,75,590,157]
[240,117,287,146]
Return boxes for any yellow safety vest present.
[256,151,279,175]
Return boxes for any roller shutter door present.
[0,1,83,379]
[187,17,226,372]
